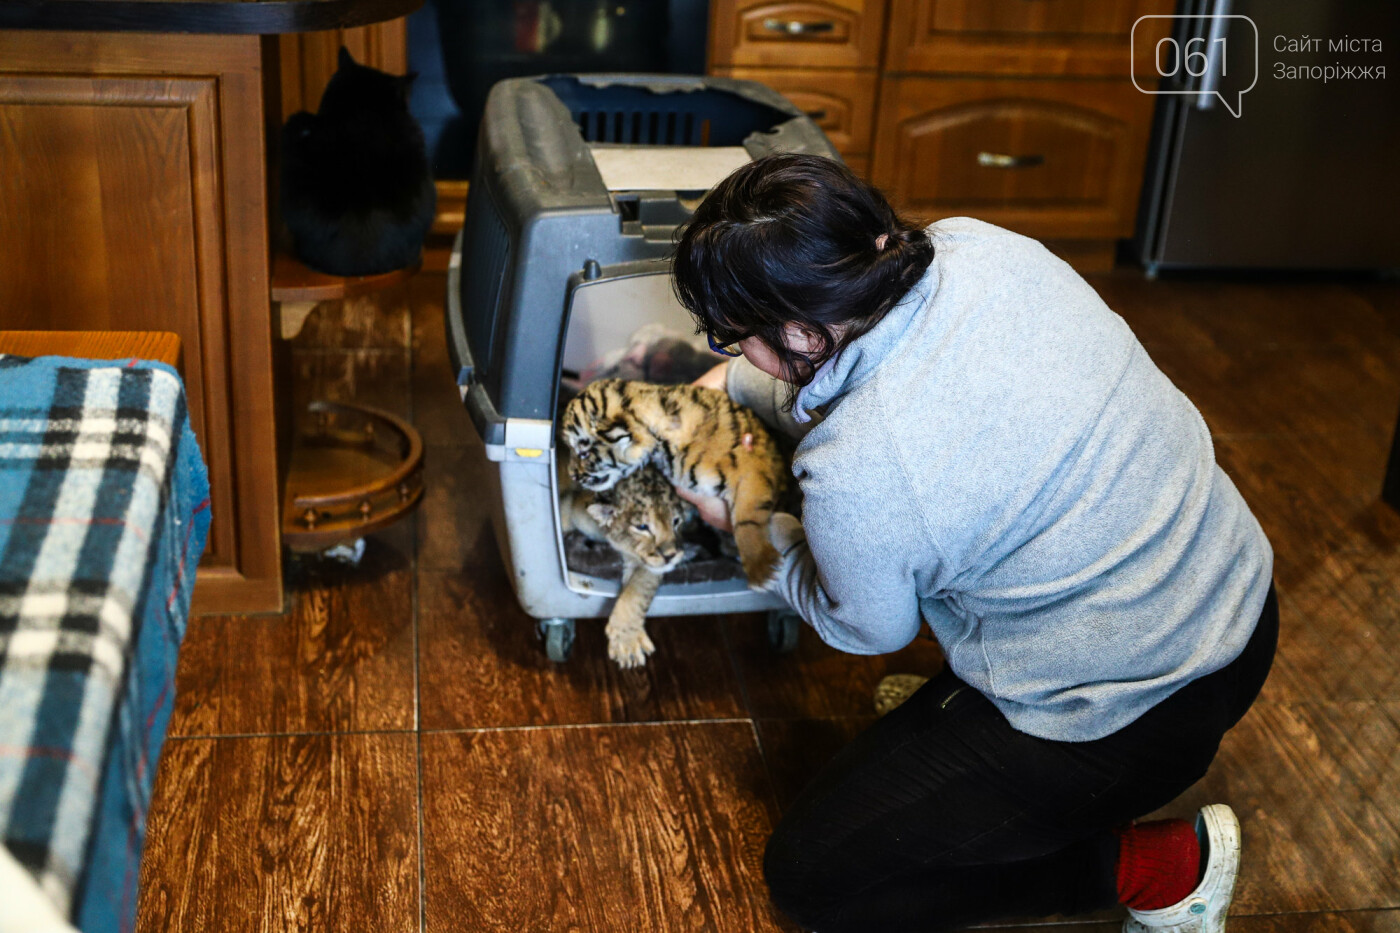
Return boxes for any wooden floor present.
[136,269,1400,932]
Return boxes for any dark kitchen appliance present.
[1137,0,1400,273]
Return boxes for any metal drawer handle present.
[978,151,1045,169]
[763,18,836,35]
[804,108,829,121]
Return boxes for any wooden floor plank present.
[170,533,416,736]
[417,569,748,729]
[1144,699,1400,915]
[410,272,477,448]
[1098,276,1400,439]
[724,612,945,720]
[1270,550,1400,703]
[1181,346,1393,440]
[419,723,791,933]
[975,910,1400,932]
[414,441,496,574]
[1097,275,1400,362]
[1213,431,1400,588]
[137,733,418,933]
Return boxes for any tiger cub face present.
[584,467,692,572]
[561,379,651,491]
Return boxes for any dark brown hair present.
[673,153,934,384]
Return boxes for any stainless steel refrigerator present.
[1137,0,1400,274]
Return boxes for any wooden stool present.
[271,252,425,552]
[272,251,421,341]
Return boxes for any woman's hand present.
[675,485,733,532]
[693,361,729,392]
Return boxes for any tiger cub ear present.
[586,503,616,525]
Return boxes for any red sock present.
[1114,819,1201,910]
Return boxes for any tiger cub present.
[560,466,693,668]
[561,378,787,587]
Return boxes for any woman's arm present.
[762,462,942,656]
[693,361,729,392]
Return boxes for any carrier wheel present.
[766,609,801,654]
[538,618,576,663]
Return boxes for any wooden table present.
[0,0,419,613]
[0,330,182,369]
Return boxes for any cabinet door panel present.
[709,0,884,69]
[0,33,281,613]
[885,0,1174,75]
[925,0,1167,36]
[0,77,238,573]
[871,78,1155,239]
[712,67,876,155]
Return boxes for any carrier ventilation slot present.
[574,109,711,146]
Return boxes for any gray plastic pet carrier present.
[446,73,839,660]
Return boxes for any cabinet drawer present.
[870,77,1156,239]
[709,0,885,69]
[713,67,876,155]
[885,0,1174,75]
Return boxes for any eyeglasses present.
[707,332,745,358]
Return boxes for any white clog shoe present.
[1123,804,1241,933]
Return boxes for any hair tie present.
[875,233,890,251]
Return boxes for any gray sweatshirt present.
[727,217,1273,742]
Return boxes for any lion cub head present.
[585,467,693,573]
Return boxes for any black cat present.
[281,47,436,277]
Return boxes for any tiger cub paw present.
[606,623,655,669]
[740,542,782,590]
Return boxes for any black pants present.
[764,585,1279,933]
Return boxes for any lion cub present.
[560,465,694,668]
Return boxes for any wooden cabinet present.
[886,0,1171,75]
[708,0,1175,269]
[872,77,1156,240]
[0,31,282,613]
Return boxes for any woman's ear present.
[781,323,825,356]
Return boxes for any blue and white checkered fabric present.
[0,353,210,933]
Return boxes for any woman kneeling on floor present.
[674,154,1276,933]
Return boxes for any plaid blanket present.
[0,354,210,933]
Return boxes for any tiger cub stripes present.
[561,378,787,587]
